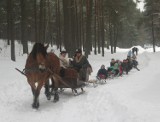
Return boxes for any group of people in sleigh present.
[97,47,140,80]
[58,48,92,81]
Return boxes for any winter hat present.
[101,65,105,69]
[75,49,82,53]
[60,49,67,54]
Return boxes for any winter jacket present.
[72,55,90,72]
[59,54,69,68]
[97,69,108,77]
[110,62,115,67]
[127,50,132,57]
[113,62,119,70]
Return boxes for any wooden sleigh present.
[52,67,86,95]
[50,64,93,96]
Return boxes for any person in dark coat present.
[110,58,115,67]
[97,65,108,79]
[107,58,115,73]
[132,47,138,55]
[71,49,92,81]
[72,49,90,72]
[131,54,140,71]
[122,56,133,74]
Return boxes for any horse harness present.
[16,65,54,76]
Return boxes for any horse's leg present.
[50,77,55,95]
[50,78,59,102]
[31,86,37,108]
[29,81,38,108]
[32,89,40,109]
[32,82,43,109]
[44,80,51,100]
[31,86,35,96]
[53,88,59,102]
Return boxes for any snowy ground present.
[0,40,160,122]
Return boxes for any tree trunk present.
[113,25,118,53]
[7,0,11,45]
[101,0,105,57]
[56,0,61,50]
[20,0,28,54]
[151,12,156,52]
[34,0,38,42]
[85,0,93,58]
[109,11,113,54]
[7,0,16,61]
[63,0,69,52]
[39,0,46,43]
[94,0,97,55]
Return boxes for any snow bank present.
[1,40,160,122]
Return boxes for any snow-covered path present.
[0,45,160,122]
[99,52,160,122]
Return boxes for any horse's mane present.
[30,43,47,59]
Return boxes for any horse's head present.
[31,43,48,70]
[36,53,46,70]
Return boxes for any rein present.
[15,66,49,76]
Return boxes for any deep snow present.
[0,40,160,122]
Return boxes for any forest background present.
[0,0,160,61]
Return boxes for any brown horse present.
[24,43,52,109]
[24,43,71,109]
